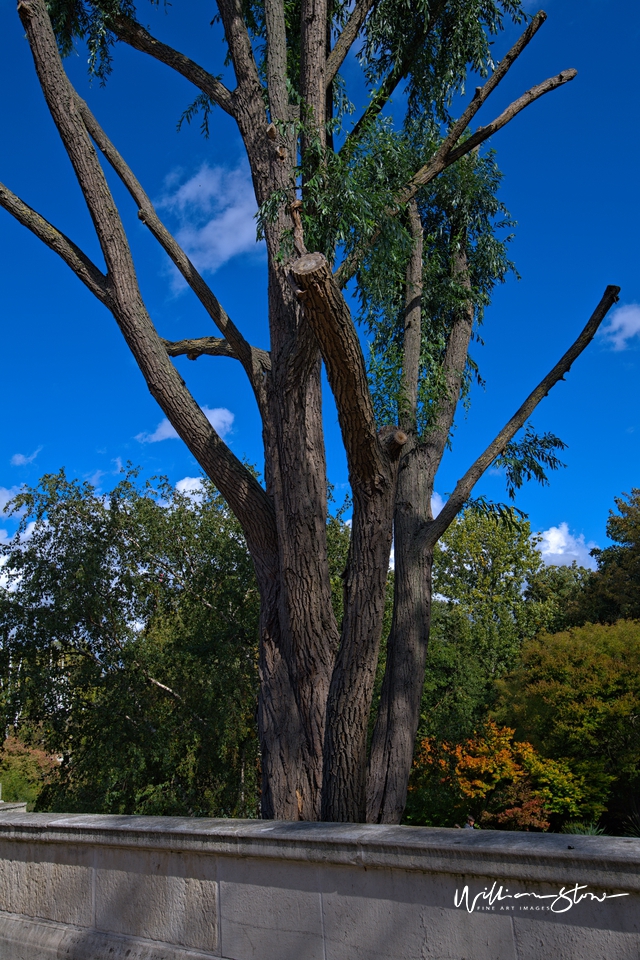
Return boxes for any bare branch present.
[265,0,290,122]
[422,11,548,178]
[290,252,390,485]
[326,0,374,87]
[345,10,545,159]
[111,13,235,116]
[18,0,278,566]
[423,285,621,548]
[335,66,576,289]
[163,336,271,369]
[0,181,111,306]
[217,0,263,94]
[406,68,577,202]
[422,240,475,473]
[74,96,265,390]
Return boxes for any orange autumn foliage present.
[408,721,584,830]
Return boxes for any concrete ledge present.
[0,813,638,959]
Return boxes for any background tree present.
[0,471,261,815]
[406,720,584,830]
[523,562,594,635]
[0,0,619,822]
[0,735,57,808]
[583,489,640,624]
[494,619,640,828]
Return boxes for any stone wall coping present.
[0,813,639,890]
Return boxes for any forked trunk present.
[366,441,434,823]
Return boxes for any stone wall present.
[0,811,638,959]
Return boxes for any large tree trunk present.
[321,478,398,821]
[367,212,475,823]
[255,263,341,820]
[366,441,434,823]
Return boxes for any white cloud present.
[0,521,36,593]
[10,446,42,466]
[176,477,204,497]
[136,407,234,443]
[0,486,22,514]
[536,522,598,570]
[157,162,263,285]
[599,303,640,351]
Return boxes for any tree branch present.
[290,252,393,485]
[419,11,548,181]
[405,68,577,203]
[0,181,112,306]
[423,285,621,548]
[110,13,235,116]
[422,239,475,473]
[162,336,271,369]
[340,0,448,156]
[18,0,278,567]
[265,0,290,123]
[400,199,424,430]
[301,0,328,148]
[74,95,266,392]
[340,42,416,157]
[216,0,263,94]
[326,0,374,87]
[335,66,576,289]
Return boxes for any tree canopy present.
[494,619,640,826]
[0,470,261,815]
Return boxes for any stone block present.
[95,846,218,952]
[218,856,324,960]
[321,864,517,960]
[0,840,92,925]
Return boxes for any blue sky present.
[1,0,639,568]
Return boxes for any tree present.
[585,489,640,623]
[406,720,584,830]
[409,508,551,753]
[0,0,620,822]
[0,734,57,808]
[0,470,261,815]
[494,620,640,825]
[523,561,593,635]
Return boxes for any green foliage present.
[0,733,58,808]
[523,561,594,635]
[494,620,640,822]
[0,469,261,816]
[359,0,525,121]
[326,489,352,627]
[412,508,553,754]
[494,423,567,501]
[587,489,640,622]
[561,821,605,835]
[46,0,138,80]
[405,721,584,830]
[361,142,515,434]
[177,94,221,139]
[432,507,547,671]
